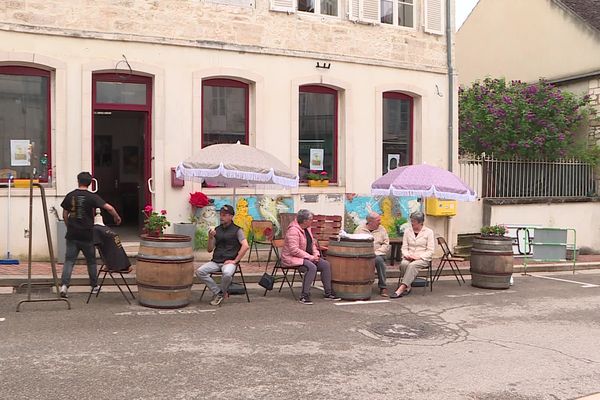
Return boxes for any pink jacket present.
[281,220,320,266]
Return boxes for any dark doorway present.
[93,111,146,238]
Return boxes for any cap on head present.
[219,205,235,216]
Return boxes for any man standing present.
[60,172,121,298]
[354,212,390,297]
[196,205,249,306]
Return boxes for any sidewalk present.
[2,254,600,288]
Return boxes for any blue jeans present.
[61,239,98,288]
[375,255,387,289]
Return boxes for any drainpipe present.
[446,0,454,172]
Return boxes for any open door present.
[92,74,152,240]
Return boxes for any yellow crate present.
[425,198,457,217]
[13,179,39,188]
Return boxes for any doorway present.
[92,73,152,240]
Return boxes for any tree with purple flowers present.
[459,78,591,160]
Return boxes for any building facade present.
[0,0,457,258]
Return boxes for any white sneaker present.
[91,285,101,294]
[59,285,68,298]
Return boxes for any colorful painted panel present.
[344,194,420,238]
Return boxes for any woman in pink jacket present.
[281,209,341,305]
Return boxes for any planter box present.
[308,179,329,187]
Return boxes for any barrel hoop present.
[140,240,192,248]
[136,255,195,263]
[326,251,375,258]
[471,250,513,256]
[137,282,193,290]
[331,279,374,285]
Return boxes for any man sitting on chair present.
[196,205,249,306]
[391,211,435,298]
[354,212,390,297]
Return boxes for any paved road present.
[1,272,600,400]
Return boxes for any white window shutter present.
[360,0,379,23]
[424,0,444,35]
[348,0,359,21]
[270,0,296,13]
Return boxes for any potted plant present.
[173,192,212,242]
[470,224,514,290]
[141,205,171,236]
[306,170,330,187]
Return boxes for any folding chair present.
[397,260,433,294]
[262,239,303,300]
[247,220,276,268]
[86,248,135,304]
[200,263,250,302]
[435,237,466,285]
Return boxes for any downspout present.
[446,0,454,172]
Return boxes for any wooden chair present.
[435,237,466,285]
[311,215,342,256]
[199,263,250,302]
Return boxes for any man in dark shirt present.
[195,205,249,306]
[59,172,121,298]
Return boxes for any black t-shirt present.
[304,228,313,255]
[93,225,131,271]
[61,189,106,241]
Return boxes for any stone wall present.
[0,0,449,72]
[588,78,600,147]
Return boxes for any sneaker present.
[91,286,101,294]
[210,292,224,306]
[299,296,313,305]
[323,293,341,301]
[59,284,68,298]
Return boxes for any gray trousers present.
[196,261,236,295]
[375,255,387,289]
[399,259,430,289]
[299,258,333,298]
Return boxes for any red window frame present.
[201,78,249,148]
[383,91,413,167]
[0,66,51,183]
[299,84,339,183]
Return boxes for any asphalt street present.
[1,271,599,400]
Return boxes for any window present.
[298,0,338,16]
[202,79,249,147]
[381,0,414,27]
[299,85,338,182]
[0,66,51,181]
[383,92,413,174]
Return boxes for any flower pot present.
[470,236,514,289]
[136,234,194,308]
[173,222,197,241]
[308,179,329,187]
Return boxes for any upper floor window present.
[0,66,51,182]
[299,85,338,183]
[298,0,338,16]
[383,91,413,174]
[381,0,414,27]
[202,78,249,148]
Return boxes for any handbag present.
[258,273,276,291]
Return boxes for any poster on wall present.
[344,194,419,238]
[387,154,400,171]
[10,140,31,166]
[309,148,324,170]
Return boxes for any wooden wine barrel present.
[470,236,514,289]
[136,234,194,308]
[328,237,375,300]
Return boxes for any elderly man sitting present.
[354,212,390,297]
[391,211,435,298]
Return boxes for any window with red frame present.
[299,85,338,183]
[0,66,51,182]
[383,92,413,174]
[202,79,249,147]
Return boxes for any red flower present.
[144,205,153,214]
[189,192,211,208]
[161,209,167,215]
[320,171,328,176]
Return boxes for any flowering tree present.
[459,78,591,160]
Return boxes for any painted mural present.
[193,195,294,250]
[344,194,420,238]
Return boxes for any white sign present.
[10,140,31,166]
[387,154,400,171]
[309,148,324,170]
